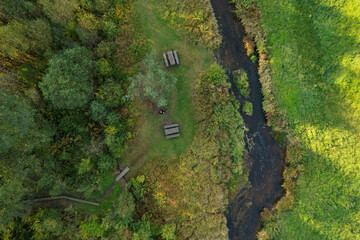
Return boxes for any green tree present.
[115,190,135,223]
[98,78,125,107]
[0,90,52,154]
[0,18,52,63]
[96,58,113,77]
[97,154,115,171]
[90,100,108,122]
[0,170,32,230]
[132,215,152,240]
[25,18,52,56]
[127,50,177,107]
[39,47,94,109]
[0,0,36,19]
[0,91,53,228]
[24,209,64,239]
[80,216,106,238]
[38,0,79,26]
[0,20,30,62]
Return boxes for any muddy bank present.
[210,0,285,239]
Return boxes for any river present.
[210,0,285,239]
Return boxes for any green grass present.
[80,181,123,214]
[253,0,360,239]
[121,0,214,177]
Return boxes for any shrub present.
[97,154,116,171]
[250,55,258,63]
[233,69,250,98]
[243,101,253,116]
[161,224,176,240]
[128,175,147,200]
[206,64,228,86]
[103,21,118,38]
[79,216,106,238]
[127,50,177,107]
[155,0,221,49]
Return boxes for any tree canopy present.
[39,47,94,109]
[0,90,52,154]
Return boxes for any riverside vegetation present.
[232,0,360,239]
[0,0,247,239]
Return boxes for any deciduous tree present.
[39,47,94,109]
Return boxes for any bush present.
[97,154,116,171]
[155,0,221,49]
[233,69,250,98]
[206,64,228,86]
[79,216,106,238]
[127,50,177,107]
[128,175,147,200]
[161,224,176,240]
[243,101,253,116]
[103,21,118,38]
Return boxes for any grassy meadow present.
[247,0,360,239]
[121,0,215,177]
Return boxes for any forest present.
[0,0,247,239]
[1,0,359,239]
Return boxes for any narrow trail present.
[210,0,285,239]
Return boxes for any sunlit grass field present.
[256,0,360,238]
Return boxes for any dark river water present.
[210,0,285,239]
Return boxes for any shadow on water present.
[209,0,285,239]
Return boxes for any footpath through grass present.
[254,0,360,239]
[121,0,214,177]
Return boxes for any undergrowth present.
[153,0,222,49]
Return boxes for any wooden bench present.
[116,167,130,182]
[164,124,180,139]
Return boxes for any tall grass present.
[153,0,222,49]
[235,0,360,239]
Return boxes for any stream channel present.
[210,0,285,239]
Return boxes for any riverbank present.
[235,0,360,239]
[122,0,248,238]
[210,0,285,239]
